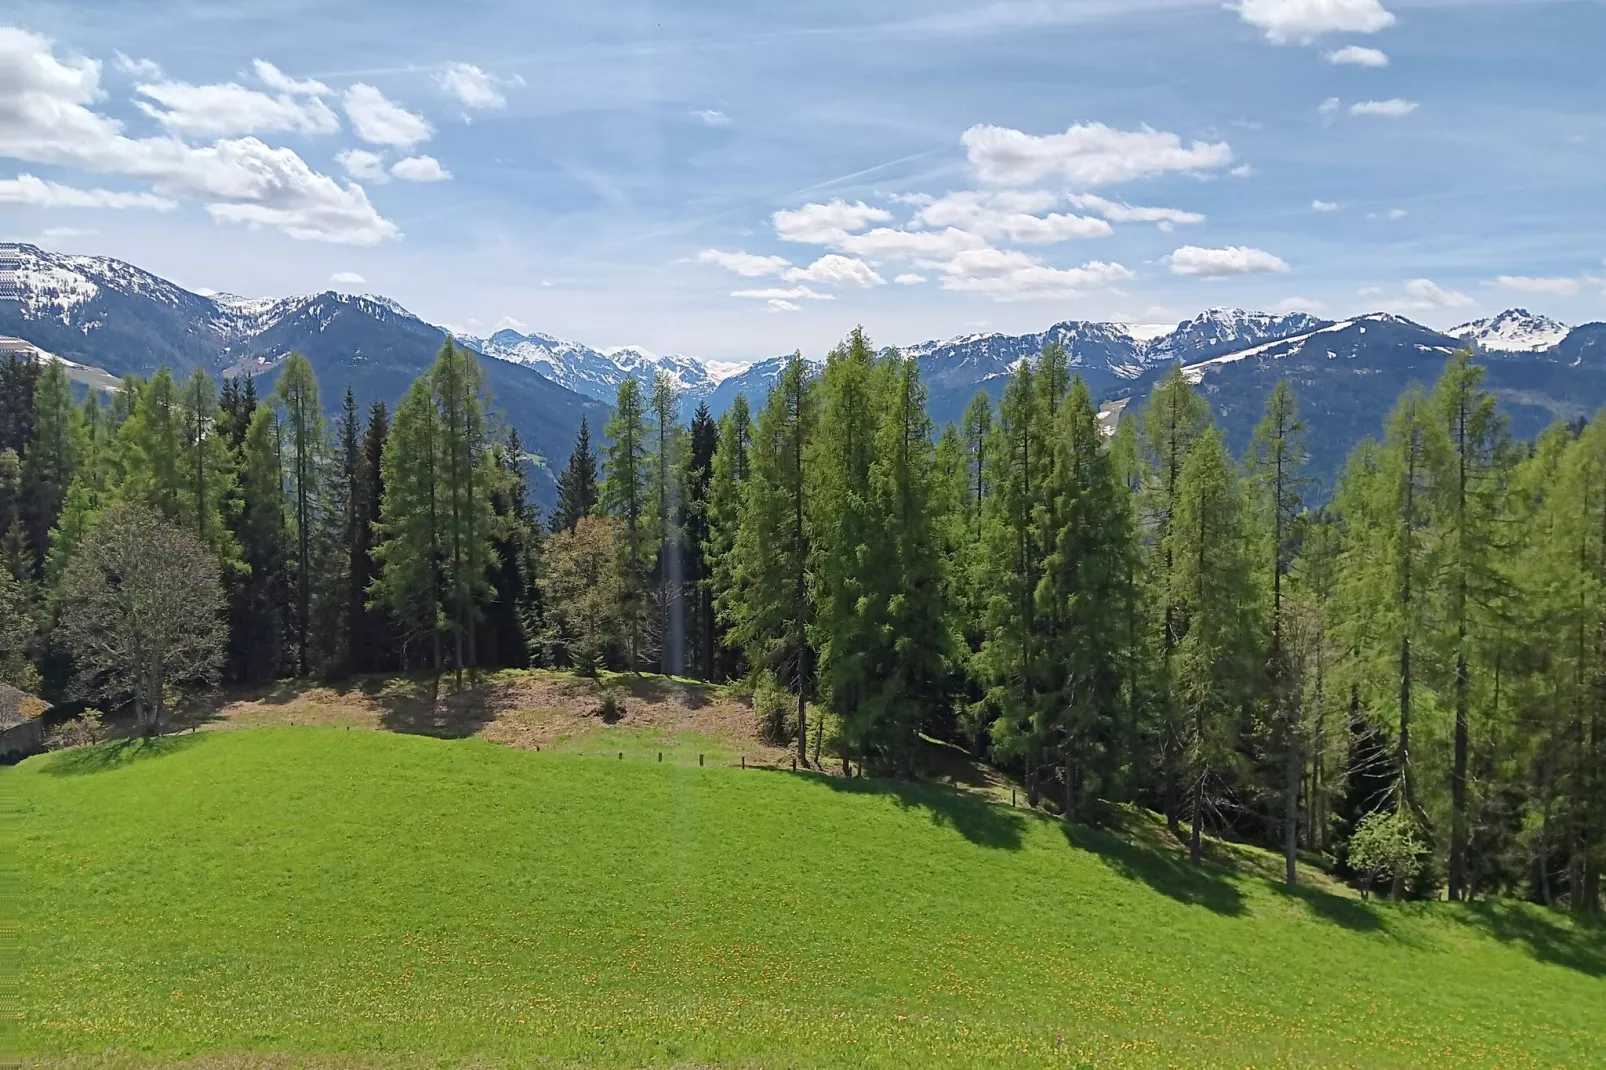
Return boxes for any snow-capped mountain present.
[462,329,734,413]
[1452,309,1570,353]
[0,242,606,506]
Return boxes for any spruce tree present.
[649,372,685,675]
[20,359,83,570]
[683,402,719,679]
[551,417,598,534]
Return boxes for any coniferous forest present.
[1,329,1602,913]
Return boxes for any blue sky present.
[3,0,1603,361]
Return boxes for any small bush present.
[596,692,624,723]
[46,708,106,751]
[1348,809,1423,900]
[753,672,793,745]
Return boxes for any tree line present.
[0,331,1599,911]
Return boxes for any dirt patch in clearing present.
[197,671,794,766]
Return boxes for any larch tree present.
[603,378,653,669]
[272,354,326,677]
[1170,426,1260,863]
[728,355,816,765]
[1244,380,1311,885]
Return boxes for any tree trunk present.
[1451,649,1469,900]
[1284,711,1300,886]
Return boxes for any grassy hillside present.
[11,728,1604,1068]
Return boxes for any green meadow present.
[11,727,1604,1068]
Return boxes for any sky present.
[2,0,1604,362]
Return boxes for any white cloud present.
[962,121,1233,186]
[133,78,340,138]
[1067,192,1205,228]
[390,154,451,182]
[1235,0,1396,45]
[337,149,389,183]
[1326,45,1389,67]
[39,226,97,239]
[1273,296,1330,313]
[0,28,396,244]
[1318,97,1342,118]
[1231,164,1255,178]
[343,84,431,147]
[1496,275,1580,296]
[692,109,731,126]
[697,248,790,277]
[1164,245,1290,278]
[329,271,366,285]
[837,226,989,259]
[782,254,885,288]
[1351,98,1418,118]
[766,299,801,312]
[0,173,176,210]
[1387,208,1408,220]
[1380,278,1475,311]
[113,52,161,79]
[1312,199,1339,212]
[772,199,893,243]
[893,273,926,285]
[909,190,1111,243]
[924,248,1134,301]
[731,286,834,301]
[435,63,513,110]
[252,60,329,97]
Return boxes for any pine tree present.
[1141,365,1211,830]
[603,378,653,669]
[372,379,444,670]
[812,328,892,768]
[649,372,685,676]
[484,428,539,669]
[707,396,753,681]
[551,417,598,534]
[273,354,326,676]
[230,404,294,681]
[118,369,184,521]
[1245,380,1311,885]
[353,401,393,673]
[977,359,1048,801]
[176,368,240,566]
[1037,377,1134,819]
[431,340,499,682]
[683,402,719,679]
[1171,426,1259,863]
[861,352,951,774]
[20,359,83,570]
[1431,351,1510,900]
[728,355,816,764]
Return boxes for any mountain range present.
[3,241,1603,503]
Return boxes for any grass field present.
[10,726,1605,1068]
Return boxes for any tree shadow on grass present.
[1452,901,1606,977]
[1060,822,1247,917]
[371,673,509,739]
[1283,883,1384,932]
[803,772,1029,850]
[41,733,208,776]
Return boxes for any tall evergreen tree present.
[273,354,326,676]
[1171,426,1260,863]
[707,395,753,681]
[1245,380,1311,885]
[551,417,598,534]
[683,402,719,679]
[728,355,816,763]
[20,359,83,569]
[650,372,686,675]
[603,379,653,668]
